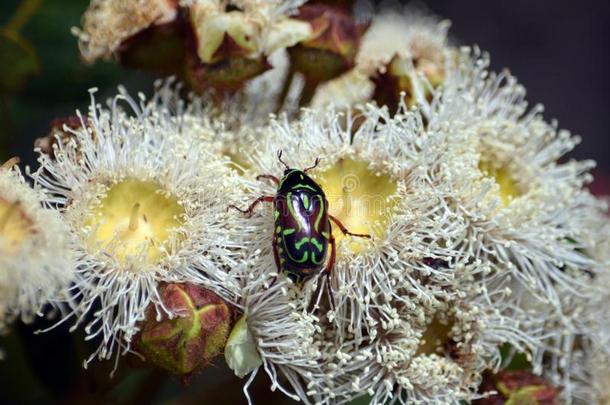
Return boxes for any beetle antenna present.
[277,150,289,170]
[304,157,321,172]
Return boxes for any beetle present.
[229,152,370,286]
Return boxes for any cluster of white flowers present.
[2,1,609,404]
[0,159,74,333]
[74,0,308,64]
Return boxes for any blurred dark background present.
[0,0,608,404]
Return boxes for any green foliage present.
[500,343,531,371]
[0,0,149,162]
[0,28,40,95]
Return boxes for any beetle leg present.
[256,174,280,185]
[324,233,337,311]
[327,233,336,274]
[329,214,372,239]
[266,234,282,289]
[272,233,282,274]
[228,196,274,217]
[272,235,281,272]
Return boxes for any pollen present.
[85,179,185,266]
[0,198,34,254]
[479,160,520,207]
[314,158,397,252]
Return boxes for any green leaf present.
[500,343,531,371]
[0,28,40,95]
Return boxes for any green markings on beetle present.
[286,191,301,230]
[295,237,309,250]
[285,235,325,264]
[310,238,323,252]
[278,170,317,192]
[283,228,295,236]
[302,194,310,210]
[314,195,325,232]
[294,184,317,192]
[283,236,305,264]
[294,236,324,252]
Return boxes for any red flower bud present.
[474,370,561,405]
[35,116,88,159]
[138,283,232,376]
[289,4,367,83]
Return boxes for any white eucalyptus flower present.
[242,107,466,339]
[184,0,310,64]
[312,5,451,110]
[585,350,610,404]
[356,6,450,79]
[413,49,610,402]
[31,86,245,368]
[542,211,610,403]
[310,70,374,110]
[231,250,327,403]
[423,49,603,310]
[223,106,540,403]
[312,277,542,405]
[0,159,74,332]
[74,0,179,63]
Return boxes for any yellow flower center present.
[314,159,397,252]
[479,161,520,207]
[415,316,454,356]
[85,179,185,266]
[0,198,34,253]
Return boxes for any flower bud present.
[117,20,186,77]
[138,283,232,376]
[358,11,448,113]
[224,315,262,378]
[75,0,179,64]
[474,370,561,405]
[34,116,87,159]
[189,4,257,65]
[288,4,366,83]
[186,2,280,91]
[188,1,310,64]
[371,54,442,113]
[185,51,270,93]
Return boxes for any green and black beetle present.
[230,152,370,285]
